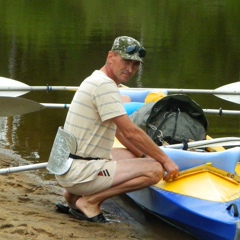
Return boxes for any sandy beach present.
[0,148,153,240]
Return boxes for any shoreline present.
[0,148,153,240]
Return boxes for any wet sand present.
[0,148,196,240]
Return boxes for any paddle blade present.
[0,97,45,116]
[0,77,30,97]
[215,82,240,104]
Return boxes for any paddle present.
[0,137,239,175]
[0,77,77,97]
[41,104,240,115]
[120,82,240,105]
[0,77,239,104]
[0,97,239,116]
[0,163,48,174]
[0,97,45,116]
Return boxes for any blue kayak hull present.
[127,186,240,240]
[125,148,240,240]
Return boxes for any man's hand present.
[162,160,179,182]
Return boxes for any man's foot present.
[69,208,110,223]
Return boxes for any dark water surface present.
[0,1,239,239]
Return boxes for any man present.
[55,36,179,223]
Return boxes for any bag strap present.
[170,108,180,144]
[152,109,173,142]
[151,108,181,145]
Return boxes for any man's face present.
[108,52,140,85]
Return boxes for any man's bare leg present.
[112,147,137,160]
[74,151,164,218]
[62,148,130,209]
[63,190,82,209]
[75,174,161,217]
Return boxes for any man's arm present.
[113,114,179,180]
[115,127,146,158]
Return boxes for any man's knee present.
[148,162,164,185]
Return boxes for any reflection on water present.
[0,116,19,148]
[0,0,239,162]
[0,115,40,160]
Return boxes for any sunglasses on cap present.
[114,45,146,58]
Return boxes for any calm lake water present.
[0,1,239,239]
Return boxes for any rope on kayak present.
[226,203,239,217]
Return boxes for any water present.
[0,1,239,239]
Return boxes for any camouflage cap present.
[111,36,146,63]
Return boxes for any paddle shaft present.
[163,137,240,149]
[1,77,239,104]
[0,96,239,117]
[41,103,240,116]
[0,162,47,174]
[0,86,239,95]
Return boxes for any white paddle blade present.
[0,97,45,116]
[0,77,30,97]
[215,82,240,104]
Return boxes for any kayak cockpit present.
[155,162,240,202]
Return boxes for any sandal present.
[69,208,110,223]
[56,203,70,214]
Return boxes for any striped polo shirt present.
[64,70,126,160]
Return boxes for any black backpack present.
[130,94,208,146]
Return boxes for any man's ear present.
[107,51,114,63]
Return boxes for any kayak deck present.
[155,162,240,202]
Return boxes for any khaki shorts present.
[56,159,117,196]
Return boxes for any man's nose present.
[126,63,133,73]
